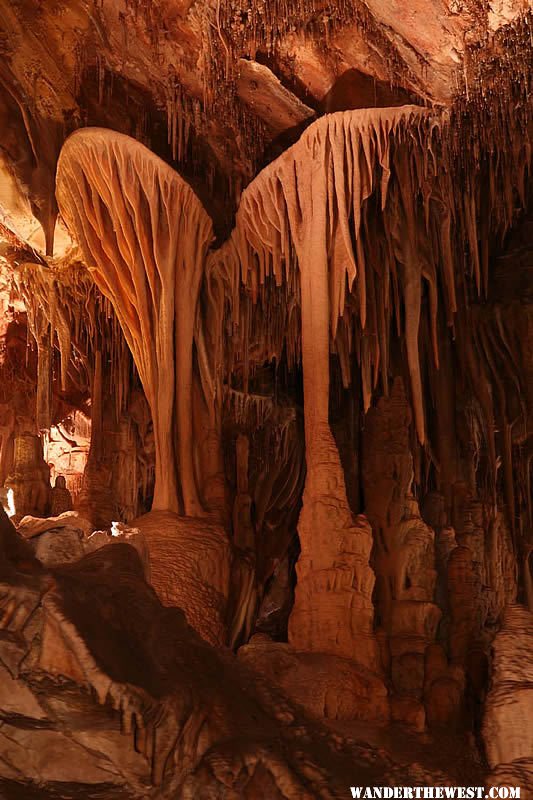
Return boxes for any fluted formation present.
[57,129,213,516]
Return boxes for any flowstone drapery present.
[57,129,214,517]
[212,97,530,668]
[219,106,441,666]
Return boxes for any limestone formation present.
[130,510,232,648]
[5,433,50,518]
[49,475,73,517]
[56,129,214,517]
[0,2,531,797]
[483,605,533,772]
[0,507,450,798]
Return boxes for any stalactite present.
[215,33,530,471]
[13,259,132,425]
[202,0,426,139]
[35,332,52,433]
[225,387,276,428]
[166,77,193,165]
[218,106,446,444]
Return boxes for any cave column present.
[56,129,215,519]
[174,263,204,517]
[5,434,50,518]
[288,160,380,673]
[150,337,180,514]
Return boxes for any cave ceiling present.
[0,0,529,254]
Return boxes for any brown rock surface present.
[483,605,533,769]
[131,510,232,648]
[0,507,460,798]
[238,637,390,722]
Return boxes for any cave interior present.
[0,1,532,798]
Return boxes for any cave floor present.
[0,722,487,799]
[0,780,135,799]
[327,720,487,785]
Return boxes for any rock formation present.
[0,507,452,798]
[56,128,214,516]
[483,605,533,794]
[0,1,531,797]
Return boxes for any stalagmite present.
[56,129,214,516]
[5,434,50,518]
